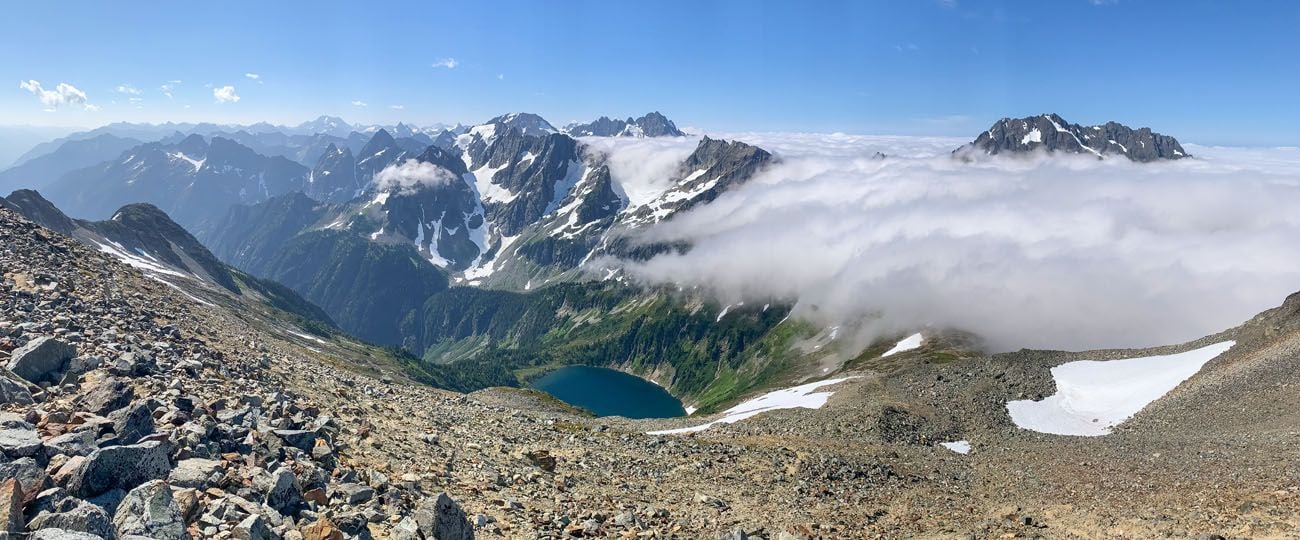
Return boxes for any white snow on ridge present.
[1006,341,1235,436]
[648,377,858,435]
[93,241,188,278]
[1021,129,1042,145]
[168,151,204,172]
[881,333,923,358]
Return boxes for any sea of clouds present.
[593,132,1300,352]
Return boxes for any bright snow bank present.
[881,333,923,357]
[940,440,971,454]
[1006,341,1235,436]
[647,377,857,435]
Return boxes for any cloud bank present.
[600,133,1300,352]
[375,159,457,194]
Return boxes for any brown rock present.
[302,518,344,540]
[303,487,328,505]
[0,478,22,534]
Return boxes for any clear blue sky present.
[3,0,1298,145]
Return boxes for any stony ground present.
[2,206,1298,539]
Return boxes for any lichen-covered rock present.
[67,440,172,498]
[112,480,187,540]
[413,492,473,540]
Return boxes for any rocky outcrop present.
[956,113,1189,162]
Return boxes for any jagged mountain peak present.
[566,111,685,137]
[957,113,1189,162]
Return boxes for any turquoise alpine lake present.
[530,366,686,419]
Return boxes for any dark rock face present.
[566,112,685,137]
[957,113,1189,162]
[306,143,359,204]
[476,130,582,236]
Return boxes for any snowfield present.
[648,377,857,435]
[1006,341,1235,436]
[882,333,923,357]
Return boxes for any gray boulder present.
[8,336,76,383]
[27,500,114,538]
[78,378,134,416]
[390,516,420,540]
[413,492,474,540]
[168,458,223,489]
[108,401,155,446]
[68,440,172,497]
[0,413,42,458]
[272,429,317,452]
[233,514,273,540]
[112,480,187,540]
[29,529,106,540]
[0,368,34,405]
[45,430,99,458]
[256,466,302,515]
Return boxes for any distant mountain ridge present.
[565,112,685,137]
[956,113,1189,161]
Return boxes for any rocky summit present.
[956,113,1190,161]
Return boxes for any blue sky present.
[3,0,1299,145]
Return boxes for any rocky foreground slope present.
[2,204,1299,539]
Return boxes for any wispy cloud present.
[160,80,181,99]
[389,104,404,110]
[115,84,141,95]
[212,85,240,104]
[351,100,368,108]
[432,57,459,69]
[894,43,920,52]
[244,72,263,84]
[19,80,92,111]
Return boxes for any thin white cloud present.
[160,80,181,98]
[374,159,456,194]
[594,134,1300,353]
[351,100,368,108]
[389,104,404,110]
[432,58,459,69]
[115,84,141,95]
[19,80,92,110]
[212,85,240,104]
[244,72,260,80]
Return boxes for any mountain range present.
[0,112,1192,407]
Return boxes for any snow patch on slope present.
[1006,341,1235,436]
[648,377,857,435]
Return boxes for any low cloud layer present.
[602,133,1300,352]
[375,159,457,194]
